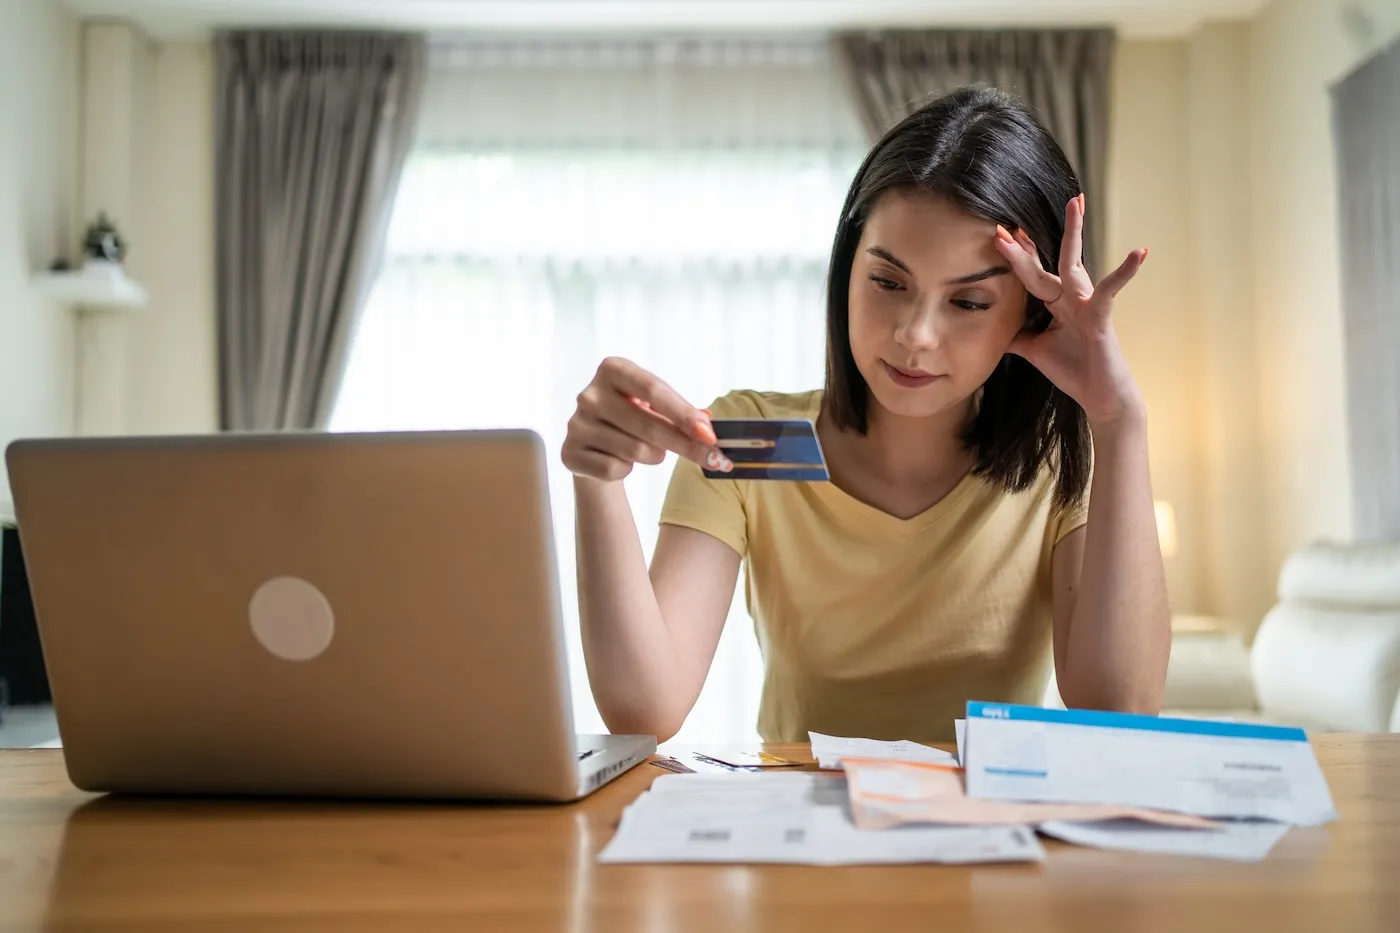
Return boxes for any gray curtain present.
[1333,38,1400,539]
[215,32,426,431]
[834,30,1114,274]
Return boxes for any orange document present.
[843,758,1219,832]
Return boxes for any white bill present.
[808,731,958,771]
[962,702,1337,826]
[1038,819,1293,861]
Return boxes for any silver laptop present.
[4,429,655,801]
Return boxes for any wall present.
[129,42,218,435]
[74,24,218,438]
[1107,39,1204,615]
[1248,0,1400,579]
[1184,22,1277,633]
[1111,0,1400,635]
[0,0,80,503]
[76,22,152,437]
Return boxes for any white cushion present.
[1041,667,1066,709]
[1160,708,1272,725]
[1277,540,1400,608]
[1040,632,1258,715]
[1251,602,1400,732]
[1163,632,1257,711]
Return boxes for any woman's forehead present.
[859,190,1002,272]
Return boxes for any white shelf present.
[33,267,148,309]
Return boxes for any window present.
[331,39,865,742]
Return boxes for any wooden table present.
[2,737,1398,932]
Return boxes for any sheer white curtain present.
[332,38,865,743]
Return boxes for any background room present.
[2,0,1399,748]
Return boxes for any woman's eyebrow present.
[865,246,912,274]
[867,246,1010,286]
[944,265,1011,286]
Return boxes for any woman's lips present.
[882,360,946,388]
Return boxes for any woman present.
[561,86,1170,744]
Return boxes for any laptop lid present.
[6,429,586,800]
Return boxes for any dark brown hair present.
[822,85,1090,509]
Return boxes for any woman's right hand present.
[562,357,730,483]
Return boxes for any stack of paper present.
[601,707,1336,866]
[952,702,1337,861]
[598,773,1045,866]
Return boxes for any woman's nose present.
[893,301,942,351]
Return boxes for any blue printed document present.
[962,702,1337,826]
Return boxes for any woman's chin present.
[867,382,963,421]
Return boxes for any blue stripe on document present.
[965,701,1308,742]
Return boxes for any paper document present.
[962,702,1337,826]
[955,719,966,764]
[1039,819,1292,862]
[843,758,1215,831]
[809,731,958,770]
[598,773,1044,866]
[640,771,842,807]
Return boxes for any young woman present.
[561,86,1170,744]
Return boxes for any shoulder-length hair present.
[823,85,1091,509]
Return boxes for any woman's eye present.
[869,274,903,291]
[952,299,991,312]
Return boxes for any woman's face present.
[848,190,1030,421]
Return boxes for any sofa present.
[1243,540,1400,732]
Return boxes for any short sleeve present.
[657,391,754,558]
[1050,458,1093,545]
[1051,495,1090,545]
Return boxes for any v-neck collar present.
[808,391,984,537]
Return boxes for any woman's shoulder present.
[707,388,822,420]
[965,458,1088,547]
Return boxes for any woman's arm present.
[562,357,741,742]
[575,478,740,741]
[1050,407,1171,712]
[992,195,1169,712]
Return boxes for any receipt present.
[808,731,958,770]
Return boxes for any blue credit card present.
[703,418,829,482]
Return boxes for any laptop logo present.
[248,576,335,661]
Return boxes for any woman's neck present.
[853,397,974,487]
[818,394,977,522]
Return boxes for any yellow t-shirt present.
[659,389,1089,743]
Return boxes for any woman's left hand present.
[993,194,1147,427]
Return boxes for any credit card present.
[704,418,829,482]
[694,750,805,768]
